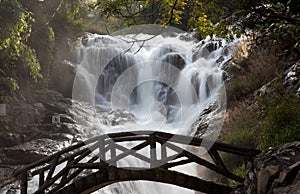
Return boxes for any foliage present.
[0,0,42,101]
[229,163,246,186]
[50,0,89,41]
[223,0,300,58]
[28,24,55,87]
[94,0,299,44]
[258,90,300,149]
[223,117,258,170]
[94,0,229,38]
[226,39,290,103]
[225,128,256,148]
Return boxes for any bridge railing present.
[12,131,261,194]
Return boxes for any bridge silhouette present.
[12,131,261,194]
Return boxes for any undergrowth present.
[223,38,300,170]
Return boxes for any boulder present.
[242,141,300,194]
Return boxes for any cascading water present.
[71,25,232,194]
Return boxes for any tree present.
[94,0,228,38]
[223,0,300,60]
[94,0,299,51]
[0,0,41,101]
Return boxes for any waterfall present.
[72,25,232,194]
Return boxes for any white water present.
[71,29,232,193]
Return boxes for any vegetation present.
[0,0,41,102]
[258,88,300,149]
[229,163,246,186]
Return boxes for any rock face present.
[49,61,75,98]
[0,139,71,165]
[243,141,300,194]
[0,90,102,165]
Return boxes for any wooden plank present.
[46,157,59,181]
[162,141,245,183]
[98,137,106,163]
[160,159,192,169]
[60,156,75,184]
[208,149,228,170]
[39,171,45,194]
[161,143,167,159]
[109,136,149,142]
[109,141,117,166]
[33,144,96,193]
[30,147,89,177]
[113,143,151,163]
[150,134,157,168]
[106,140,150,164]
[47,155,99,194]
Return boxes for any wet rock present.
[49,60,75,98]
[0,139,71,165]
[0,133,25,148]
[192,38,229,62]
[5,90,99,142]
[0,165,19,190]
[0,90,103,187]
[104,109,135,126]
[283,61,300,94]
[179,33,196,42]
[205,42,218,53]
[216,56,225,64]
[161,53,186,70]
[243,141,300,194]
[191,102,219,137]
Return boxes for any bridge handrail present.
[13,130,260,177]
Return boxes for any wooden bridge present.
[12,131,261,194]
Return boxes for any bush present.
[225,128,256,148]
[222,127,257,170]
[226,41,288,104]
[258,92,300,149]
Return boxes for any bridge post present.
[99,137,106,164]
[109,141,117,166]
[150,134,157,168]
[20,172,27,194]
[39,170,45,194]
[161,143,167,160]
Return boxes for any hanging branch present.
[167,0,178,25]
